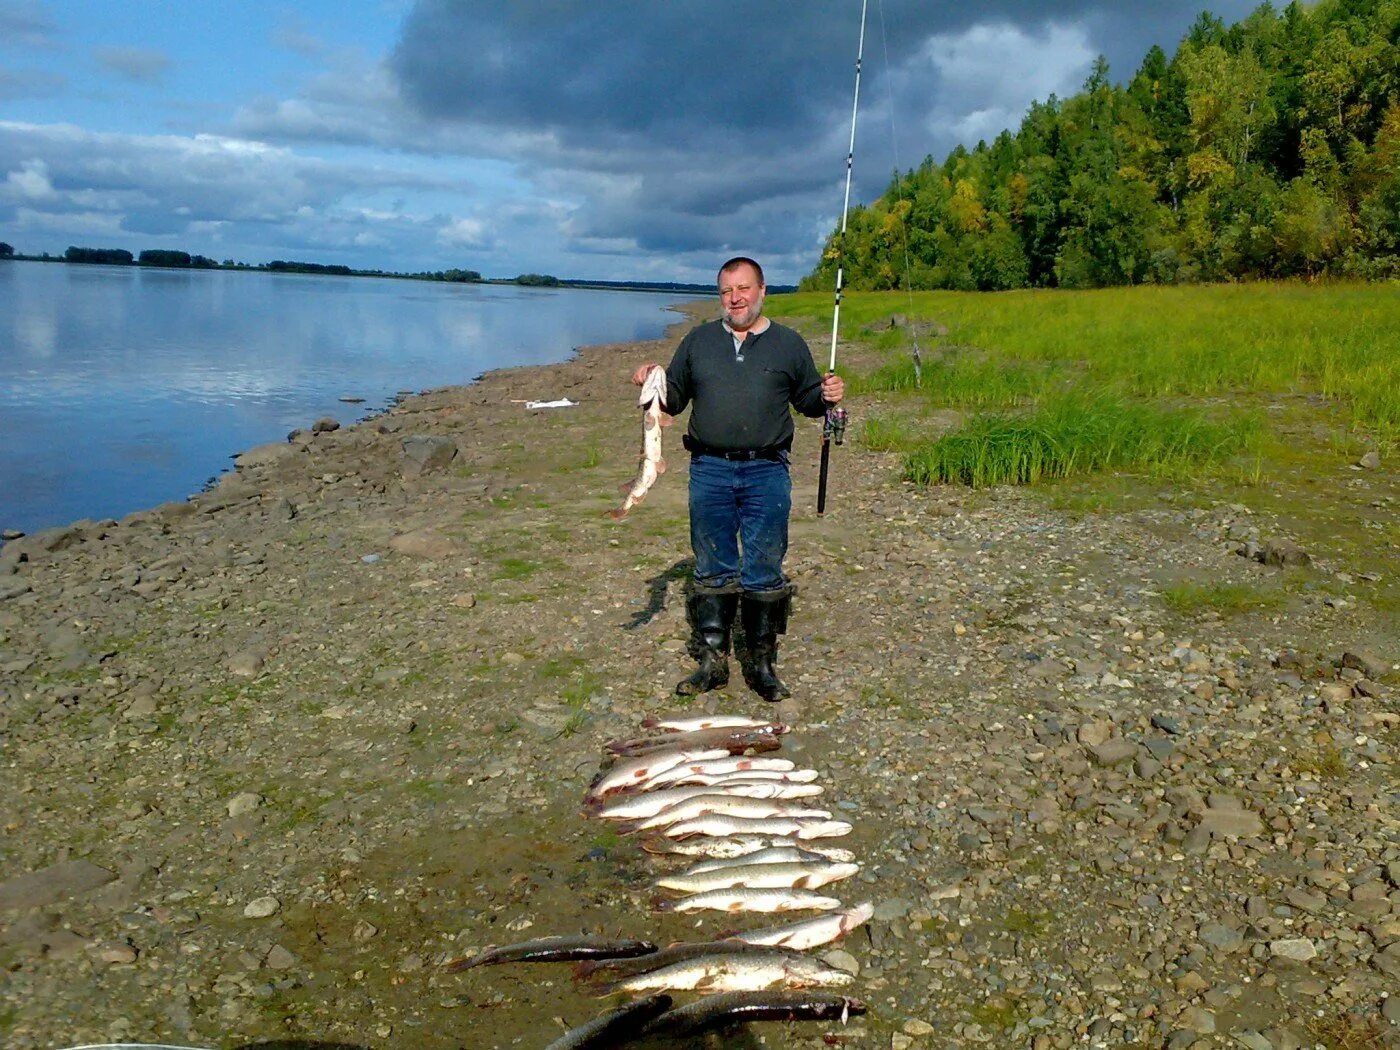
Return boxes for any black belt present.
[683,435,788,461]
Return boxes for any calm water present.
[0,262,691,534]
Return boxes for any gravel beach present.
[1,304,1396,1049]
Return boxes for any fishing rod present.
[817,0,867,516]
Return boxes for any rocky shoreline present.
[0,304,1396,1049]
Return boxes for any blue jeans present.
[688,454,791,593]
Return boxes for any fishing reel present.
[823,405,848,446]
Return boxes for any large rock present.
[1198,807,1264,840]
[0,860,117,910]
[401,435,459,476]
[389,528,456,559]
[235,442,297,470]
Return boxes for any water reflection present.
[0,263,690,532]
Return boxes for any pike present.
[585,781,822,821]
[654,859,859,894]
[676,844,854,874]
[655,887,843,914]
[604,725,786,758]
[442,934,657,971]
[608,364,670,520]
[586,949,852,996]
[725,902,876,950]
[641,714,778,732]
[543,994,673,1050]
[654,814,853,840]
[573,939,804,983]
[623,795,832,833]
[639,991,867,1040]
[585,747,730,801]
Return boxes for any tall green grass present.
[781,282,1400,440]
[904,397,1257,487]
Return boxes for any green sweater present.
[663,319,827,453]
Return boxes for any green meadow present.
[776,282,1398,487]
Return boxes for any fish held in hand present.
[443,934,657,971]
[608,365,670,520]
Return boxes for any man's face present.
[719,264,765,332]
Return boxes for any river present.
[0,261,691,534]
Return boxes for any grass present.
[1000,909,1052,937]
[1292,745,1347,778]
[1162,581,1287,616]
[903,396,1257,487]
[857,414,920,453]
[777,282,1400,443]
[1306,1011,1389,1049]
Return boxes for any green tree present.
[0,242,13,258]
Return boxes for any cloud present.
[0,0,56,49]
[0,65,64,101]
[94,45,171,83]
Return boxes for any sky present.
[0,0,1260,285]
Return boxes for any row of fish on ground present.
[445,714,872,1047]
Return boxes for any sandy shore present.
[0,302,1396,1049]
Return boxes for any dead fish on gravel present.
[680,844,850,873]
[655,814,853,840]
[585,948,853,995]
[443,934,657,971]
[543,993,673,1050]
[604,726,786,758]
[724,902,876,950]
[585,781,821,821]
[642,834,779,858]
[607,722,787,752]
[585,747,729,800]
[641,714,780,732]
[638,990,867,1039]
[622,795,832,833]
[655,887,843,914]
[573,939,805,982]
[655,859,859,894]
[608,364,670,521]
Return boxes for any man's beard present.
[726,295,764,330]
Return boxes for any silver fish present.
[657,814,853,840]
[586,781,821,821]
[590,949,853,995]
[726,902,876,950]
[641,834,778,858]
[655,887,843,914]
[443,934,656,971]
[585,747,729,801]
[679,845,849,873]
[628,795,832,832]
[655,860,859,894]
[641,714,780,732]
[608,365,669,520]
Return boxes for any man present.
[631,257,844,701]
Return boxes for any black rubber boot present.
[740,588,791,702]
[676,591,738,696]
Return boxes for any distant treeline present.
[804,0,1400,291]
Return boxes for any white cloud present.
[5,157,55,199]
[437,216,489,248]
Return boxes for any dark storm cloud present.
[376,0,1259,278]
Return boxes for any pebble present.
[1270,938,1318,962]
[243,896,280,919]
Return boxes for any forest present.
[802,0,1399,291]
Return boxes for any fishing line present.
[817,0,867,517]
[876,0,924,386]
